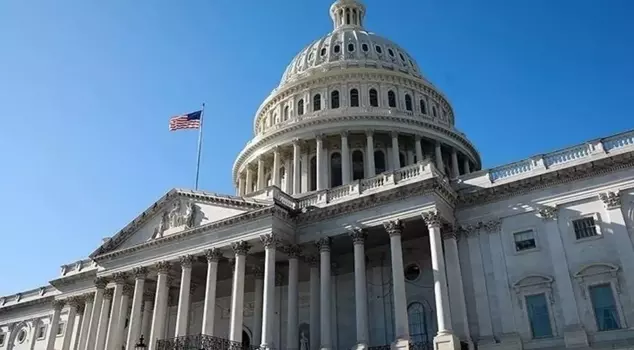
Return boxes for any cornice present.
[234,112,480,182]
[49,268,98,289]
[0,295,55,315]
[458,151,634,207]
[93,205,278,262]
[91,189,269,258]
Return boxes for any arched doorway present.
[242,330,251,347]
[330,152,342,187]
[309,156,317,191]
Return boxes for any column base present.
[433,333,460,350]
[352,343,369,350]
[391,338,410,350]
[563,324,589,348]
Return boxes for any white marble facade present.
[2,1,634,350]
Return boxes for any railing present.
[156,334,258,350]
[487,129,634,183]
[368,342,432,350]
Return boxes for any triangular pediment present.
[90,188,270,257]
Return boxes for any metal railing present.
[156,334,258,350]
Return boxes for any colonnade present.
[237,131,474,196]
[40,211,467,350]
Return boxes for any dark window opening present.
[331,90,340,109]
[388,90,397,108]
[369,88,379,107]
[350,89,359,107]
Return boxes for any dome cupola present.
[330,0,366,30]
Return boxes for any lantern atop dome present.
[330,0,366,30]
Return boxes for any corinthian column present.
[316,135,325,190]
[293,139,302,194]
[126,267,148,350]
[149,262,171,350]
[115,285,133,349]
[105,273,128,350]
[62,298,81,350]
[316,237,332,350]
[350,229,369,347]
[140,292,154,342]
[84,278,107,350]
[383,220,409,344]
[442,226,470,341]
[284,245,301,350]
[366,130,375,177]
[76,293,94,350]
[341,131,351,184]
[306,256,320,350]
[252,266,264,346]
[46,300,66,350]
[94,289,113,350]
[229,241,251,343]
[175,255,194,337]
[260,234,278,349]
[202,248,222,336]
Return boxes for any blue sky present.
[0,0,632,296]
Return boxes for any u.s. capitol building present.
[2,1,634,350]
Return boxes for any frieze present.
[599,191,621,210]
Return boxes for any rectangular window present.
[0,332,6,346]
[573,217,598,239]
[526,293,553,338]
[514,230,537,251]
[37,325,47,339]
[590,284,621,331]
[56,323,65,336]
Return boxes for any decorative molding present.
[481,219,502,233]
[133,266,148,279]
[512,274,555,309]
[179,255,195,268]
[538,206,558,220]
[574,263,621,299]
[349,228,367,245]
[421,211,441,228]
[260,233,279,249]
[456,224,478,238]
[232,241,251,256]
[204,248,223,262]
[599,191,621,210]
[316,237,332,253]
[155,261,171,275]
[383,219,403,237]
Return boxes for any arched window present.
[350,89,359,107]
[331,90,340,109]
[313,94,321,111]
[298,99,304,116]
[369,88,379,107]
[309,156,317,191]
[388,90,397,108]
[270,114,276,126]
[352,150,364,180]
[283,105,290,120]
[346,8,351,25]
[399,152,407,168]
[330,153,342,187]
[419,99,427,114]
[408,302,431,343]
[374,150,386,174]
[266,174,272,187]
[405,94,412,111]
[432,106,437,117]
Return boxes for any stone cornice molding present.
[458,152,634,207]
[91,189,269,258]
[599,191,621,210]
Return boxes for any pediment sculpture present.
[151,200,204,239]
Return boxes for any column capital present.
[441,225,458,241]
[315,133,325,142]
[315,237,331,253]
[383,219,404,237]
[599,191,621,210]
[179,255,195,268]
[391,130,399,138]
[251,265,265,279]
[112,272,129,284]
[260,233,279,249]
[292,137,302,146]
[415,134,422,141]
[305,255,319,267]
[349,228,367,245]
[132,266,149,279]
[204,248,223,262]
[190,282,199,295]
[457,224,479,238]
[76,303,85,314]
[67,296,84,309]
[52,299,66,311]
[538,206,558,221]
[340,130,349,138]
[421,211,442,228]
[155,261,172,275]
[143,290,155,301]
[103,289,114,300]
[82,291,95,301]
[365,129,374,137]
[122,284,135,297]
[232,241,252,256]
[481,219,502,233]
[94,277,108,289]
[282,244,302,259]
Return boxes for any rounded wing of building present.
[233,0,481,195]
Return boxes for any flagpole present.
[194,103,205,190]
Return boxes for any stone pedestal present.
[352,343,368,350]
[391,338,410,350]
[563,324,589,348]
[433,333,460,350]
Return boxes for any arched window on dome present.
[432,106,437,117]
[313,94,322,111]
[352,150,364,180]
[350,89,359,107]
[405,94,413,111]
[346,8,351,25]
[374,150,386,174]
[283,105,290,121]
[309,156,317,191]
[369,89,379,107]
[388,91,397,108]
[330,153,342,187]
[297,99,304,116]
[420,99,427,114]
[408,302,432,343]
[331,90,340,109]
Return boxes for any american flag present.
[169,110,202,131]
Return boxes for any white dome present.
[279,29,424,87]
